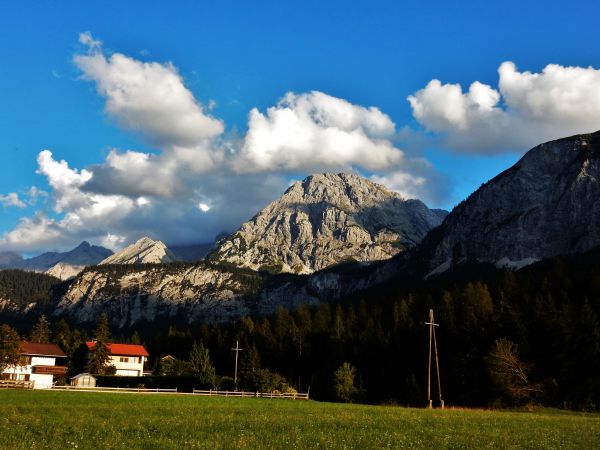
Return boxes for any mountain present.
[6,242,112,272]
[169,243,215,262]
[45,263,86,281]
[0,251,23,267]
[100,237,178,265]
[209,173,447,274]
[414,130,600,277]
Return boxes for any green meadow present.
[1,390,599,449]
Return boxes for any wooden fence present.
[48,385,309,399]
[51,385,177,394]
[0,380,34,389]
[192,389,309,400]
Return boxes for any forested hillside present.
[0,270,65,308]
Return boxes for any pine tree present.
[189,341,217,388]
[87,313,112,375]
[334,362,358,403]
[30,314,51,343]
[0,324,22,372]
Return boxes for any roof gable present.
[21,341,66,357]
[85,341,149,357]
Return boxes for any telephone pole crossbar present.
[425,308,444,409]
[231,340,243,391]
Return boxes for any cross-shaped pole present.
[425,308,443,409]
[231,340,243,391]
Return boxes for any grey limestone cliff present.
[210,173,446,274]
[417,130,600,276]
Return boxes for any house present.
[1,341,67,389]
[85,342,149,376]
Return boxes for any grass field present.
[1,390,599,449]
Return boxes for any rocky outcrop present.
[415,131,600,276]
[51,258,395,327]
[100,237,178,265]
[45,262,86,281]
[54,264,257,325]
[210,173,446,274]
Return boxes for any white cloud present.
[370,172,427,201]
[101,233,126,251]
[0,36,449,254]
[27,186,48,206]
[408,62,600,154]
[36,150,92,212]
[0,193,26,209]
[74,32,223,157]
[79,31,102,51]
[235,91,403,172]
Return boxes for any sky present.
[1,0,600,254]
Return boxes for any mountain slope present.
[414,130,600,276]
[7,242,112,272]
[0,251,24,267]
[210,173,446,274]
[100,237,178,265]
[45,262,86,281]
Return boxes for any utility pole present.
[231,340,243,391]
[425,308,444,409]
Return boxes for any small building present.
[70,373,96,387]
[85,342,149,376]
[1,341,68,389]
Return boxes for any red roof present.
[20,341,66,357]
[85,341,149,357]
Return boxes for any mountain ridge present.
[411,130,600,277]
[100,237,178,265]
[1,241,113,272]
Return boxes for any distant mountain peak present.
[100,236,178,265]
[1,241,112,272]
[209,172,446,274]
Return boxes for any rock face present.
[52,260,382,326]
[100,237,178,265]
[416,131,600,276]
[45,262,86,281]
[210,173,446,274]
[6,242,112,272]
[55,264,256,325]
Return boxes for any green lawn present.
[1,390,599,449]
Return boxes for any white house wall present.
[3,357,57,389]
[109,355,145,377]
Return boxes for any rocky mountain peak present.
[416,130,600,276]
[210,172,446,274]
[100,236,178,265]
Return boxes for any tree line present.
[1,248,599,408]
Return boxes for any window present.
[119,357,129,363]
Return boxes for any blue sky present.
[1,0,600,253]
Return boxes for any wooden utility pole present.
[231,340,243,391]
[425,309,444,409]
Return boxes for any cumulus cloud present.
[408,62,600,154]
[0,35,448,254]
[75,33,224,148]
[0,193,26,209]
[235,91,403,172]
